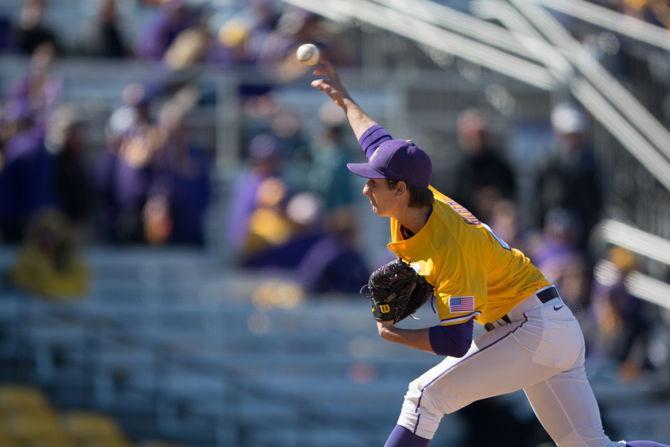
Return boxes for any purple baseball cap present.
[347,139,432,189]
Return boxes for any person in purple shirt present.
[0,14,14,53]
[9,41,61,131]
[0,102,54,242]
[592,248,653,382]
[96,87,164,243]
[149,107,211,246]
[296,209,369,294]
[138,0,197,61]
[225,133,282,255]
[243,0,280,65]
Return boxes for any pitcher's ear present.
[395,180,407,196]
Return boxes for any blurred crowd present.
[0,0,360,297]
[0,0,667,384]
[0,0,347,68]
[593,0,670,29]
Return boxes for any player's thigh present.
[411,326,560,414]
[524,365,619,447]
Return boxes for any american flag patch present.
[449,296,475,313]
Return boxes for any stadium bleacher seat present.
[0,383,142,447]
[139,441,182,447]
[3,412,75,447]
[60,411,130,447]
[0,385,51,414]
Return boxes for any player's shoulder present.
[430,187,482,228]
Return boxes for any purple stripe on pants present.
[412,316,529,433]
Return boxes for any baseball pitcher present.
[309,60,669,447]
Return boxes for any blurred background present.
[0,0,669,446]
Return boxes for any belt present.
[484,286,560,332]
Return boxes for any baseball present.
[296,43,320,66]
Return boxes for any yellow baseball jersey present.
[387,187,550,326]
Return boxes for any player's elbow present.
[429,321,473,357]
[448,342,470,358]
[431,341,469,358]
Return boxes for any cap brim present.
[346,162,387,180]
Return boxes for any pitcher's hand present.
[310,60,351,110]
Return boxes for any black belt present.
[536,286,560,303]
[484,286,560,332]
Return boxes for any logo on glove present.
[364,258,435,324]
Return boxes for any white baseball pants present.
[397,292,625,447]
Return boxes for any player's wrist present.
[340,96,357,110]
[376,320,395,338]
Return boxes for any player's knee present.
[403,380,442,416]
[402,379,423,410]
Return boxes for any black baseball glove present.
[364,259,434,323]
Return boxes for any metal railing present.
[532,0,670,51]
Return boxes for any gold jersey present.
[387,187,550,326]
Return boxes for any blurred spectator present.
[450,109,516,222]
[82,0,130,59]
[308,103,357,213]
[9,41,61,129]
[138,0,198,61]
[10,209,89,298]
[592,247,653,382]
[15,0,61,56]
[243,191,322,268]
[214,19,254,68]
[97,83,166,243]
[242,176,294,258]
[257,7,338,81]
[162,22,209,71]
[622,0,670,28]
[145,96,211,246]
[488,199,526,252]
[242,193,369,294]
[272,109,312,190]
[46,105,94,233]
[162,18,250,73]
[225,133,284,256]
[0,14,13,52]
[531,208,590,314]
[533,103,602,248]
[244,0,280,63]
[0,101,54,243]
[297,208,369,294]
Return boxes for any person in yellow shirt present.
[310,61,669,447]
[11,210,89,299]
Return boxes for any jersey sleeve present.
[433,257,487,326]
[358,124,393,160]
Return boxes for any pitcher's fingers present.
[314,60,335,76]
[310,79,327,89]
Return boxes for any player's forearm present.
[341,97,378,141]
[378,324,433,353]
